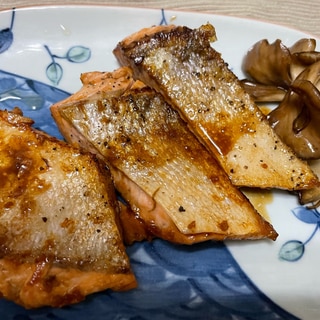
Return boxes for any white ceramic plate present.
[0,5,319,320]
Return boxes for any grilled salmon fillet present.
[113,24,319,190]
[0,108,136,308]
[51,68,277,243]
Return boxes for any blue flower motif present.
[0,8,15,53]
[279,206,320,262]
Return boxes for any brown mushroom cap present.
[242,39,292,87]
[242,38,320,160]
[267,61,320,159]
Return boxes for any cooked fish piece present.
[52,67,135,146]
[68,66,135,100]
[118,201,154,245]
[113,24,319,190]
[51,68,277,243]
[0,108,136,309]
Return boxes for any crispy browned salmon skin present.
[113,24,319,190]
[51,68,277,244]
[0,109,136,308]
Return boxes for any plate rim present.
[0,4,319,320]
[0,3,318,40]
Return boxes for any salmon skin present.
[113,24,319,190]
[0,108,136,308]
[51,68,277,244]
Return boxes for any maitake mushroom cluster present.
[241,38,320,160]
[241,38,320,207]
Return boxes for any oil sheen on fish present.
[113,24,319,190]
[51,68,277,244]
[0,108,136,308]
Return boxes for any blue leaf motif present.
[279,240,304,261]
[0,28,13,53]
[46,62,63,85]
[292,206,320,224]
[0,9,15,54]
[66,46,91,63]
